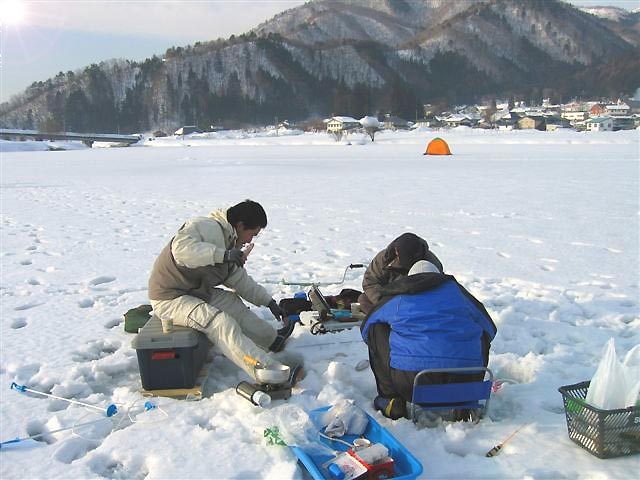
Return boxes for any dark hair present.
[226,200,267,229]
[385,233,429,271]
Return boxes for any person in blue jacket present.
[361,259,497,420]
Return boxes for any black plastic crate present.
[132,316,211,390]
[558,381,640,459]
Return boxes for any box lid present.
[131,315,203,349]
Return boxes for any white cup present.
[161,317,173,334]
[351,303,361,315]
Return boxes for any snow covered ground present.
[1,128,638,479]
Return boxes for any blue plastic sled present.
[291,406,423,479]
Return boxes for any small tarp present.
[424,137,452,155]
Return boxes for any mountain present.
[578,5,640,46]
[1,0,638,133]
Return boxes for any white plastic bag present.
[586,338,640,410]
[622,344,640,407]
[321,399,368,437]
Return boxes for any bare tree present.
[359,116,380,142]
[365,125,380,141]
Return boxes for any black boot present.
[268,319,296,352]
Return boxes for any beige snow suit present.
[148,209,281,379]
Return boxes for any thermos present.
[236,381,271,407]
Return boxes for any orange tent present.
[423,137,452,155]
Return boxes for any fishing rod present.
[294,339,363,349]
[485,422,530,457]
[0,417,114,449]
[10,382,118,417]
[1,399,163,449]
[262,263,366,287]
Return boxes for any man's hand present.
[223,248,244,267]
[268,299,284,321]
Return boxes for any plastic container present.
[351,443,388,465]
[327,452,367,480]
[131,315,211,390]
[291,405,423,480]
[558,380,640,459]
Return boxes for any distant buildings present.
[325,116,361,133]
[174,125,203,136]
[318,98,638,135]
[586,117,613,132]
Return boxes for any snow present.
[580,7,630,21]
[1,128,638,479]
[359,116,380,128]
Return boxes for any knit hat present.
[408,260,440,275]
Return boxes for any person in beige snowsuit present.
[148,200,295,380]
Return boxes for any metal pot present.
[254,364,290,385]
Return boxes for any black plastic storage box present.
[558,381,640,459]
[131,315,211,390]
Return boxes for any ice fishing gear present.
[308,285,364,335]
[263,263,366,287]
[0,416,114,449]
[127,399,168,424]
[236,364,304,406]
[10,382,118,417]
[491,378,519,393]
[291,405,423,479]
[1,397,165,450]
[485,423,530,457]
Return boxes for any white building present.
[561,111,590,122]
[605,103,630,116]
[585,117,613,132]
[174,126,203,136]
[325,116,361,133]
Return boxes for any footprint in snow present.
[71,340,120,362]
[54,437,100,464]
[47,399,71,413]
[89,276,116,286]
[15,301,45,311]
[570,241,594,247]
[540,264,555,271]
[89,454,148,479]
[540,402,566,415]
[619,314,637,325]
[78,298,95,308]
[104,318,122,329]
[25,420,57,444]
[11,318,27,329]
[497,252,511,258]
[20,259,33,266]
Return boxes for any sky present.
[0,0,638,103]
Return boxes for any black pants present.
[367,323,489,403]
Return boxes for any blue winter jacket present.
[361,273,497,372]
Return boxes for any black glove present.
[223,248,244,267]
[268,299,284,321]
